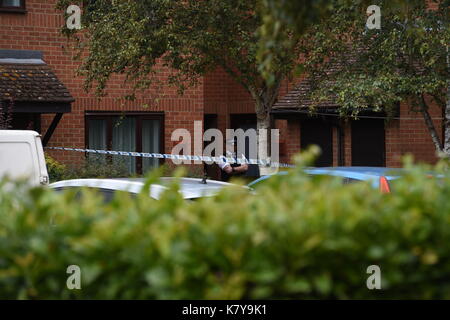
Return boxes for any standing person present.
[218,139,249,182]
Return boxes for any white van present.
[0,130,49,186]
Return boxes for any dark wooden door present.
[351,119,385,167]
[301,119,333,167]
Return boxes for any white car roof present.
[49,177,238,200]
[0,130,40,138]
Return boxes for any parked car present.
[248,167,405,193]
[50,177,241,202]
[0,130,49,187]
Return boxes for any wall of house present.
[276,0,445,168]
[1,0,444,171]
[204,67,254,136]
[282,105,442,169]
[0,0,204,168]
[385,99,442,167]
[204,67,230,134]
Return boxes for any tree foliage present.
[258,0,360,81]
[56,0,329,168]
[267,0,449,154]
[56,0,299,115]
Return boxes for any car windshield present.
[53,186,136,204]
[249,173,361,189]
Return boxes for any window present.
[0,0,26,13]
[53,187,136,204]
[86,112,164,175]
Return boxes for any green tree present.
[264,0,449,156]
[56,0,347,170]
[56,0,321,168]
[258,0,342,83]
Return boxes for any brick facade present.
[1,0,206,167]
[279,99,443,168]
[1,0,445,174]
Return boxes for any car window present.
[308,174,350,184]
[53,187,125,204]
[342,177,361,185]
[249,173,355,189]
[98,188,117,203]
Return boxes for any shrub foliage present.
[1,154,450,299]
[46,154,130,182]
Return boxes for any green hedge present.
[46,154,205,182]
[1,153,450,299]
[45,154,130,182]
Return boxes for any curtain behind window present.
[88,119,107,164]
[88,119,106,150]
[112,117,136,174]
[142,119,161,173]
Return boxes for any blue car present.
[248,167,403,193]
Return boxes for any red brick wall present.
[343,122,352,166]
[275,119,288,163]
[1,0,444,170]
[204,67,255,136]
[1,0,204,166]
[272,0,445,168]
[280,108,442,168]
[387,99,442,166]
[385,120,401,167]
[285,119,301,163]
[204,67,230,134]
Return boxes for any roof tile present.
[0,63,75,103]
[273,79,338,110]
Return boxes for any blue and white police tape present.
[45,147,296,168]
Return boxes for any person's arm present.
[219,162,248,175]
[218,159,233,174]
[232,164,249,174]
[218,156,249,175]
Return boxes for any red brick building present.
[273,80,443,168]
[0,0,443,177]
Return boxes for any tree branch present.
[216,58,252,94]
[419,94,443,153]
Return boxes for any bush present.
[45,154,68,182]
[46,154,206,182]
[161,163,206,179]
[1,152,450,299]
[46,154,130,182]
